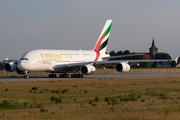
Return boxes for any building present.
[149,38,158,57]
[136,37,171,67]
[136,37,158,60]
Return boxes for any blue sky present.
[1,0,180,60]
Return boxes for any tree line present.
[109,50,176,68]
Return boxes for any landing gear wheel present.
[70,74,84,78]
[23,71,29,79]
[53,74,56,78]
[59,74,69,78]
[23,75,29,79]
[49,73,56,78]
[80,74,84,78]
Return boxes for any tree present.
[109,51,116,56]
[116,51,123,56]
[132,55,146,60]
[123,50,131,55]
[111,51,123,60]
[139,62,151,68]
[121,50,131,60]
[154,53,171,59]
[171,61,177,67]
[135,55,151,68]
[151,62,157,67]
[151,53,172,67]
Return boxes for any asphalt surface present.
[0,73,180,83]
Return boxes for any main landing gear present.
[48,73,84,78]
[59,73,84,78]
[70,74,83,78]
[48,73,56,78]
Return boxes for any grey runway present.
[0,73,180,83]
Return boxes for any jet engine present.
[115,62,130,72]
[16,67,26,75]
[4,62,16,72]
[80,64,96,75]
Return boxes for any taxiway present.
[0,73,180,83]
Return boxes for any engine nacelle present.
[4,62,16,72]
[80,65,96,75]
[115,62,130,72]
[16,67,26,75]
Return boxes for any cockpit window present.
[20,58,28,60]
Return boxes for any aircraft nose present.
[17,61,29,71]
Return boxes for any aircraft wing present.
[53,62,94,71]
[94,59,171,68]
[53,61,119,71]
[102,54,142,60]
[128,59,172,63]
[2,58,18,63]
[53,59,171,71]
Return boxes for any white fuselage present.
[17,49,109,72]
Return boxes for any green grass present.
[0,100,27,110]
[0,77,180,119]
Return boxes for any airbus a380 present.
[3,20,170,79]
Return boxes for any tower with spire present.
[149,37,158,57]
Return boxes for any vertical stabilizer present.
[93,19,112,61]
[93,20,112,54]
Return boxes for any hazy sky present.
[1,0,180,60]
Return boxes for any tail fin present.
[93,19,112,54]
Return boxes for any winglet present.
[175,57,179,63]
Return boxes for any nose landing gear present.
[23,71,29,79]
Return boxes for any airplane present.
[2,19,170,79]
